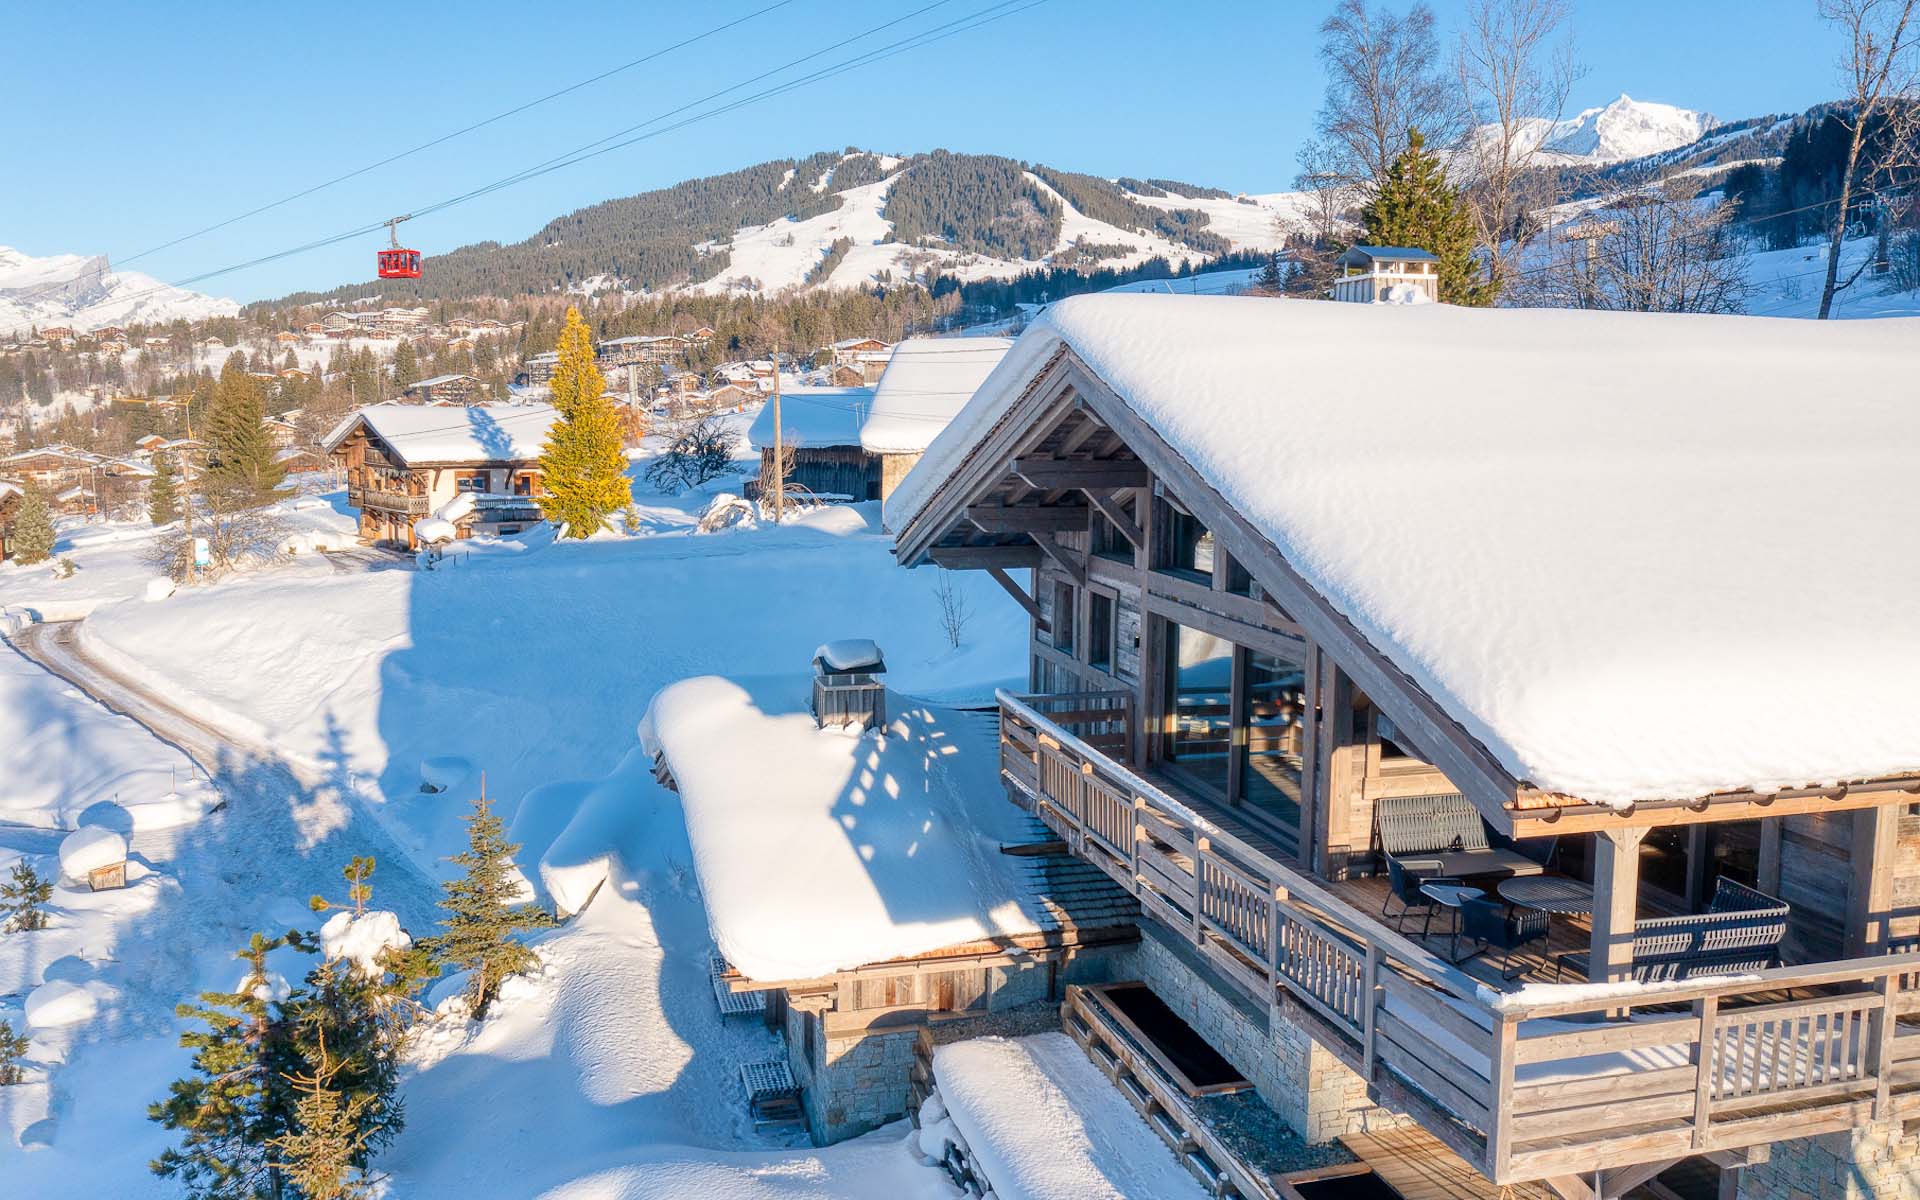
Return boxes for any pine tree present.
[0,1018,27,1085]
[1357,130,1494,307]
[391,341,420,392]
[149,452,181,526]
[536,307,630,539]
[0,861,52,931]
[425,783,553,1017]
[280,960,405,1180]
[13,483,55,565]
[203,359,286,508]
[267,1032,377,1200]
[151,932,307,1199]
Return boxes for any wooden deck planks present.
[1339,1127,1553,1200]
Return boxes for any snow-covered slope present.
[0,245,238,335]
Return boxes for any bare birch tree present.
[1450,0,1579,296]
[1814,0,1920,317]
[1302,0,1457,195]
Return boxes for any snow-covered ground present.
[1,431,1024,1194]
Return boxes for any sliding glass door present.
[1161,621,1307,845]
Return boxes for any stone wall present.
[1737,1121,1920,1200]
[1119,922,1408,1144]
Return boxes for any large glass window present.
[1241,650,1306,831]
[1165,624,1234,790]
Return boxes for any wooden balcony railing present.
[356,487,428,516]
[998,689,1920,1186]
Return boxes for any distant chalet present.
[323,403,555,548]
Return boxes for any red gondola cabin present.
[377,248,422,279]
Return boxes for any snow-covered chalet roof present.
[321,402,557,465]
[640,675,1133,981]
[858,336,1013,455]
[889,294,1920,806]
[744,386,873,452]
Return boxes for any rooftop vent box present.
[812,639,886,730]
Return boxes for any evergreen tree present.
[425,784,553,1017]
[149,452,181,526]
[0,861,52,931]
[203,359,286,508]
[0,1018,27,1085]
[1357,130,1493,307]
[13,483,55,565]
[280,960,405,1181]
[536,307,629,539]
[391,341,420,392]
[151,932,307,1199]
[267,1033,377,1200]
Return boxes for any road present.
[11,619,443,930]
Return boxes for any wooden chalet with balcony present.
[323,402,556,548]
[886,294,1920,1200]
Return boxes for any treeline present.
[1030,166,1229,255]
[1117,176,1236,200]
[804,237,856,286]
[881,150,1063,259]
[933,250,1272,313]
[1720,103,1920,248]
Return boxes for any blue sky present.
[1,0,1838,302]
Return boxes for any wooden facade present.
[329,421,545,549]
[891,344,1920,1196]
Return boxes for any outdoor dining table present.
[1496,875,1593,960]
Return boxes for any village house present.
[91,325,125,343]
[261,415,300,451]
[596,334,681,369]
[275,330,302,345]
[859,336,1011,508]
[1329,245,1441,304]
[323,402,555,548]
[828,336,890,364]
[876,294,1920,1200]
[303,322,326,336]
[401,373,483,406]
[522,350,559,386]
[826,363,867,389]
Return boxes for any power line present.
[9,0,1044,315]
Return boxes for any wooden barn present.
[746,385,877,502]
[886,294,1920,1200]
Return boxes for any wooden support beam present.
[966,503,1090,533]
[928,544,1041,570]
[1847,802,1900,957]
[1589,827,1647,983]
[1082,488,1144,549]
[1032,532,1086,585]
[985,566,1046,631]
[1012,456,1150,490]
[1600,1158,1682,1197]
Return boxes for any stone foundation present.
[1736,1121,1920,1200]
[1118,922,1408,1144]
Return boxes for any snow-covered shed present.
[859,336,1012,508]
[745,385,876,501]
[1330,244,1439,304]
[641,673,1135,1143]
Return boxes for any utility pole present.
[770,345,784,524]
[180,388,197,585]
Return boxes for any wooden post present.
[1487,1013,1517,1181]
[1192,836,1210,944]
[1360,938,1382,1082]
[770,345,784,524]
[1589,827,1647,983]
[1871,970,1897,1120]
[1847,803,1899,957]
[1690,993,1718,1148]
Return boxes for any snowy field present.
[0,433,1026,1196]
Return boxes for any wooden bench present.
[1375,792,1548,881]
[1558,877,1789,982]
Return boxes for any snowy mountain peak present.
[0,244,238,336]
[1544,94,1714,163]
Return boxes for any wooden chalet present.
[0,483,21,561]
[323,402,555,547]
[887,294,1920,1200]
[747,386,876,502]
[400,373,483,406]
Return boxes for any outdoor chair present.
[1459,895,1550,980]
[1380,856,1463,935]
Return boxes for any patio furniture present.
[1458,895,1550,980]
[1379,855,1463,933]
[1420,881,1486,960]
[1375,793,1550,882]
[1556,876,1790,982]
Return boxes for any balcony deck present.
[999,689,1920,1189]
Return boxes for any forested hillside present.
[275,147,1248,307]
